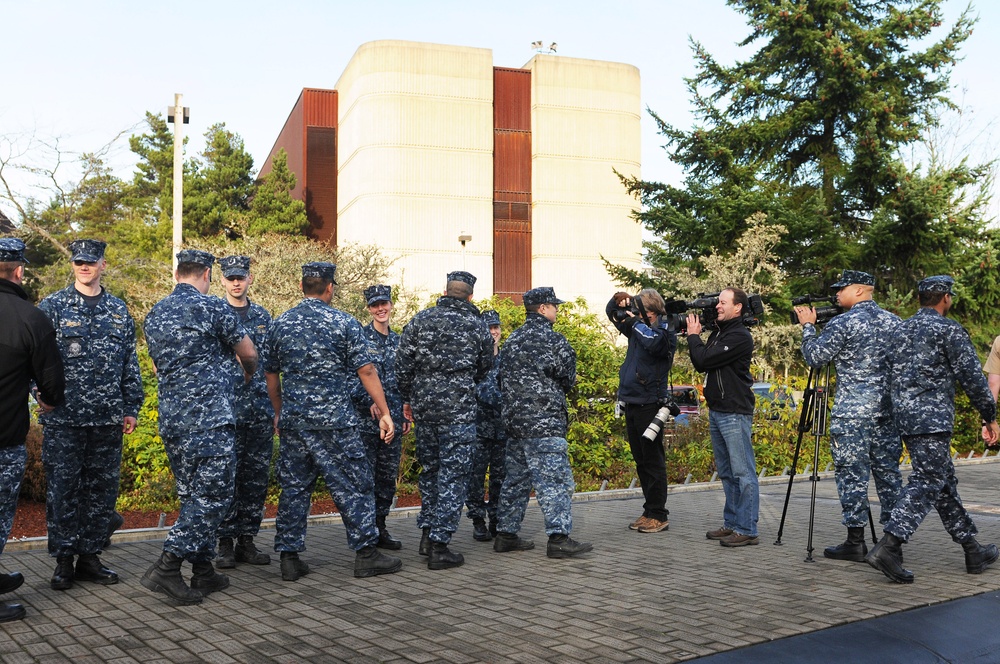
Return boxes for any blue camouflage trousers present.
[829,416,903,527]
[218,422,273,539]
[274,428,378,553]
[496,436,575,537]
[42,425,123,557]
[415,422,475,544]
[360,430,402,518]
[162,427,236,563]
[465,434,507,522]
[0,446,26,556]
[886,432,977,543]
[885,431,979,542]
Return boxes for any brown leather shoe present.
[720,533,759,547]
[706,527,734,540]
[638,518,669,533]
[629,516,650,531]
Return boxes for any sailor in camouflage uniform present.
[141,249,258,605]
[464,309,506,542]
[866,275,1000,583]
[351,284,408,550]
[266,263,401,581]
[0,237,65,623]
[37,240,143,591]
[794,269,903,562]
[493,287,593,559]
[396,271,493,570]
[214,255,274,569]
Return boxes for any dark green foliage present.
[184,123,255,237]
[246,149,309,236]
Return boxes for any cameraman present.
[793,270,903,562]
[606,289,676,534]
[686,288,759,547]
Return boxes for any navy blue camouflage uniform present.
[465,321,506,527]
[351,320,405,519]
[218,298,273,540]
[884,300,997,544]
[38,283,143,557]
[496,301,578,537]
[144,280,244,562]
[267,294,380,553]
[801,299,903,526]
[396,287,493,545]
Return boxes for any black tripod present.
[773,363,876,561]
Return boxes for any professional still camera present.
[663,292,766,334]
[641,400,682,442]
[789,294,844,326]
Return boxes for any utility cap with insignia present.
[0,237,29,263]
[69,239,106,263]
[830,269,875,289]
[176,249,216,268]
[447,271,477,288]
[219,255,251,279]
[364,284,392,305]
[302,261,337,283]
[482,309,501,327]
[918,275,955,295]
[523,286,565,307]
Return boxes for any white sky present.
[2,0,996,220]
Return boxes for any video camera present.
[789,294,843,326]
[663,292,766,334]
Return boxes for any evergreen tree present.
[184,123,255,236]
[246,149,309,236]
[620,0,984,295]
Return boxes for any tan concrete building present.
[261,40,643,308]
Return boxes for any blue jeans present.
[709,411,758,537]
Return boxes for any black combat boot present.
[50,555,75,591]
[0,572,23,595]
[235,535,271,565]
[824,526,868,562]
[75,553,119,585]
[418,527,431,556]
[354,546,403,578]
[488,518,498,538]
[280,552,310,581]
[140,551,203,605]
[103,511,124,549]
[427,542,464,570]
[216,537,236,569]
[190,560,230,595]
[472,518,492,542]
[375,516,402,550]
[0,602,25,623]
[865,533,914,583]
[962,537,1000,574]
[546,534,594,559]
[493,532,535,552]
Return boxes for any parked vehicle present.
[666,385,703,425]
[752,382,796,420]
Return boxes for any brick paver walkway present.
[3,459,1000,663]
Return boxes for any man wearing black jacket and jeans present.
[686,287,759,547]
[607,289,677,534]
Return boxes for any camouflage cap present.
[523,286,565,307]
[364,284,392,305]
[830,269,875,289]
[176,249,215,268]
[0,237,29,263]
[447,271,477,288]
[482,309,501,326]
[918,275,955,294]
[68,239,106,263]
[219,255,251,278]
[302,261,337,283]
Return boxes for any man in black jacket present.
[0,237,66,622]
[607,289,677,534]
[686,287,758,547]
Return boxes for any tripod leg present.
[775,367,817,546]
[805,363,832,563]
[867,507,878,545]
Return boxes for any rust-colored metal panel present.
[302,88,338,127]
[493,130,531,194]
[305,127,337,244]
[493,68,531,131]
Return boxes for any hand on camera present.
[793,305,817,326]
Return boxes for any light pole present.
[167,94,189,274]
[459,232,472,270]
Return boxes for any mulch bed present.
[10,494,423,540]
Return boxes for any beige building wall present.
[335,40,496,296]
[526,55,644,310]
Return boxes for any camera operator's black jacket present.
[687,318,754,415]
[606,297,677,405]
